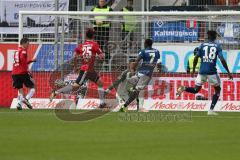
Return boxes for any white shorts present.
[130,73,151,91]
[195,74,221,87]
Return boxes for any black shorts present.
[12,73,35,89]
[75,70,99,85]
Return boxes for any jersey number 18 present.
[203,46,216,60]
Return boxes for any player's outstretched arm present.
[186,61,190,73]
[219,57,233,80]
[73,52,81,73]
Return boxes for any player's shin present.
[26,88,35,100]
[98,86,105,104]
[124,90,139,108]
[210,86,221,111]
[17,90,24,106]
[185,86,201,94]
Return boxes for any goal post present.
[16,10,240,111]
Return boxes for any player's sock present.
[210,93,220,110]
[17,92,24,106]
[136,97,139,110]
[185,87,198,94]
[26,88,35,100]
[98,87,105,104]
[124,90,139,108]
[56,84,73,94]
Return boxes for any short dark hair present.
[86,28,95,39]
[20,37,29,45]
[129,59,135,63]
[144,39,153,47]
[207,30,217,41]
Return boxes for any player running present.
[12,38,36,110]
[50,28,106,108]
[177,30,233,115]
[104,60,140,110]
[119,39,160,112]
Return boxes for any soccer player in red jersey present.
[50,28,106,108]
[12,38,36,110]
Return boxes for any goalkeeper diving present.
[104,60,140,110]
[107,39,160,112]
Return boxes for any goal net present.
[18,11,240,111]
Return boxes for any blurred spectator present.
[86,0,98,6]
[181,0,187,6]
[214,0,226,5]
[106,0,115,6]
[190,0,214,5]
[229,0,240,5]
[121,0,136,51]
[187,47,201,73]
[91,0,113,60]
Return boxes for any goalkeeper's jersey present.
[116,70,138,97]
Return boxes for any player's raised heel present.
[176,86,185,97]
[23,98,33,109]
[49,90,56,102]
[16,104,22,110]
[208,110,218,116]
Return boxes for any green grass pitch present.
[0,108,239,160]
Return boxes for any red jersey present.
[74,40,104,72]
[12,47,31,75]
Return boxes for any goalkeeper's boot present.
[49,90,56,102]
[23,98,33,109]
[119,105,127,112]
[176,86,185,97]
[207,110,218,116]
[16,103,22,110]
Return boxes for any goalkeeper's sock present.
[210,93,220,110]
[124,90,139,108]
[57,84,73,94]
[98,87,105,104]
[26,88,35,100]
[17,92,24,106]
[185,87,198,94]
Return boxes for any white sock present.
[17,92,24,105]
[26,88,35,100]
[98,87,105,104]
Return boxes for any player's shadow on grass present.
[54,100,112,122]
